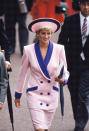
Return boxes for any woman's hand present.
[5,61,11,70]
[0,103,3,110]
[55,76,64,85]
[14,99,21,108]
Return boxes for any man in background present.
[58,0,89,131]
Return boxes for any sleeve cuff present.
[0,102,4,104]
[15,92,22,99]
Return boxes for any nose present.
[45,33,48,38]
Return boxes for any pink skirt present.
[26,92,57,129]
[28,108,56,129]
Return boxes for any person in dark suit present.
[58,0,89,131]
[0,18,11,107]
[0,18,11,63]
[4,0,35,56]
[0,18,14,130]
[4,0,28,56]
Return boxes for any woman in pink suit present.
[14,18,69,131]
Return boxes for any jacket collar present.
[34,41,53,80]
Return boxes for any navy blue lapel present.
[34,41,53,79]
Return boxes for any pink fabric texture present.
[31,21,58,32]
[27,100,56,129]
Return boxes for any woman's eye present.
[41,32,45,35]
[42,32,45,35]
[40,31,51,35]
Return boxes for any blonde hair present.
[33,28,53,43]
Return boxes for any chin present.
[43,41,49,44]
[83,12,89,17]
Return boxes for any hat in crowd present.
[28,18,60,33]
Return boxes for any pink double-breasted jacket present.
[15,41,69,111]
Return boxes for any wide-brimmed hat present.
[28,18,60,33]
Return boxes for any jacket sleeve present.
[15,47,30,99]
[0,52,8,103]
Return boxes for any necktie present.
[81,18,87,61]
[82,18,87,37]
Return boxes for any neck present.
[39,41,49,48]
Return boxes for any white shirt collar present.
[80,12,89,22]
[80,12,89,36]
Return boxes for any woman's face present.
[39,29,52,45]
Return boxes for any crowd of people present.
[0,0,89,131]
